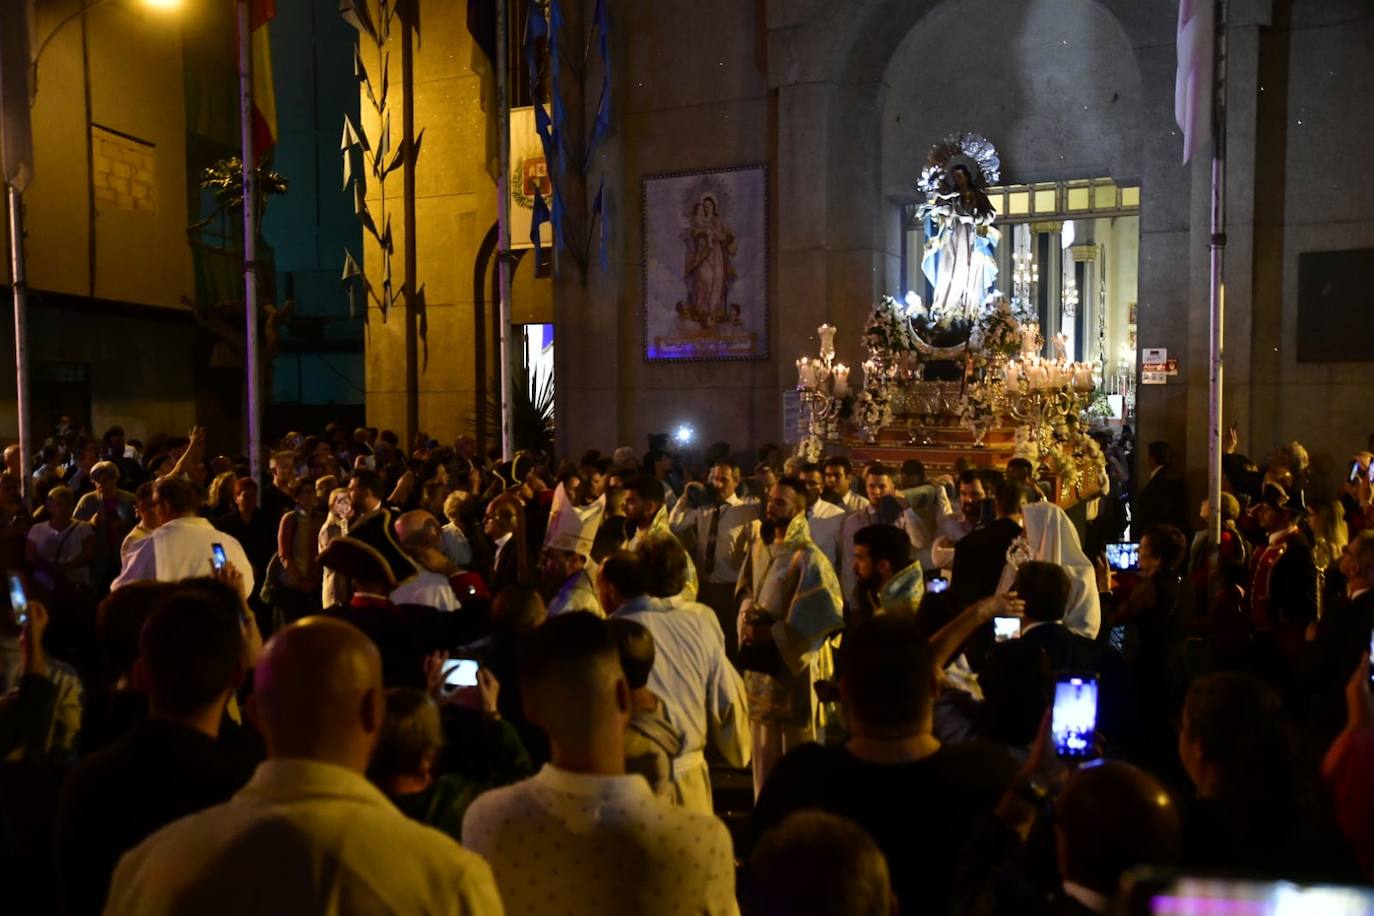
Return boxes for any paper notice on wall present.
[510,106,555,251]
[1141,347,1178,382]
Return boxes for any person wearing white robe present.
[996,500,1102,638]
[601,552,750,813]
[736,483,844,795]
[543,483,606,617]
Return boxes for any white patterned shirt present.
[105,759,503,916]
[462,764,738,915]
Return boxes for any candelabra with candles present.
[1012,250,1039,316]
[794,324,849,460]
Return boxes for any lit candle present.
[832,363,850,397]
[817,324,837,359]
[796,357,815,390]
[861,359,879,390]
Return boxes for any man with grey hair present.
[390,510,461,611]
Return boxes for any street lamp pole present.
[0,3,34,504]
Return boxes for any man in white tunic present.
[624,475,698,602]
[541,482,605,617]
[736,477,844,794]
[463,613,737,915]
[600,547,750,812]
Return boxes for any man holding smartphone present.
[111,477,254,600]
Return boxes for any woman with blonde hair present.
[318,486,352,609]
[1309,498,1349,619]
[206,470,237,518]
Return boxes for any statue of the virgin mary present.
[916,134,1001,323]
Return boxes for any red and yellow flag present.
[251,0,277,156]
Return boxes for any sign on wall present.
[641,165,768,361]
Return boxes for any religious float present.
[794,134,1108,509]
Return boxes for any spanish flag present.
[250,0,277,156]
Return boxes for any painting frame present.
[641,164,769,362]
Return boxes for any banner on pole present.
[0,0,34,191]
[1174,0,1215,164]
[510,106,554,251]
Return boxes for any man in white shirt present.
[390,510,461,611]
[668,459,756,655]
[798,462,847,571]
[111,477,254,600]
[105,617,502,916]
[600,548,750,811]
[839,464,928,606]
[823,456,871,515]
[463,612,737,915]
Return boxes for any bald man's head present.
[249,617,385,773]
[395,510,440,547]
[1055,762,1181,898]
[518,612,629,760]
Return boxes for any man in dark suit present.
[1134,441,1190,537]
[55,581,260,916]
[923,726,1181,915]
[346,468,418,586]
[484,491,529,594]
[952,481,1024,614]
[1301,530,1374,744]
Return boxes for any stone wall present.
[358,5,497,444]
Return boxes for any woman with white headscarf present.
[997,500,1100,638]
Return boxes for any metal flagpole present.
[401,2,419,450]
[8,187,30,503]
[1,2,34,505]
[1207,0,1228,567]
[236,0,263,484]
[495,0,515,461]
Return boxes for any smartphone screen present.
[442,658,480,690]
[7,573,27,628]
[1368,630,1374,689]
[211,543,228,572]
[1052,675,1099,759]
[1105,542,1139,572]
[1109,624,1128,653]
[993,616,1021,642]
[925,576,949,594]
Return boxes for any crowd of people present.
[2,415,1374,914]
